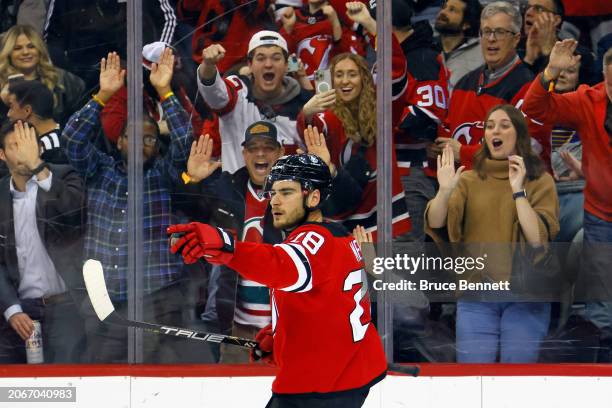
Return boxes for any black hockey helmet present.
[263,154,332,205]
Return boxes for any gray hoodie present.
[442,37,484,94]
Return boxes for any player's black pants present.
[265,388,369,408]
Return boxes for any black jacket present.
[0,164,87,314]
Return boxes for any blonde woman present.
[0,25,85,124]
[298,1,410,241]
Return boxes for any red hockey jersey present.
[440,59,552,171]
[227,222,387,395]
[279,8,364,78]
[394,28,449,177]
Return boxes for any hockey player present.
[168,153,387,407]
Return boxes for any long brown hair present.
[473,104,544,180]
[0,25,60,97]
[329,53,376,147]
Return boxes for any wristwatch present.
[30,162,49,176]
[512,189,527,200]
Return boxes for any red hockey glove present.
[250,324,275,366]
[167,223,235,265]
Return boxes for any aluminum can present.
[25,320,44,364]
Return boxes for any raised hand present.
[525,23,542,64]
[199,44,227,81]
[557,150,583,181]
[302,90,336,120]
[301,125,331,167]
[436,143,465,192]
[98,52,126,103]
[280,7,297,33]
[534,12,558,56]
[149,47,174,96]
[186,134,222,183]
[13,121,42,172]
[346,2,376,34]
[525,12,558,63]
[508,155,527,193]
[434,137,461,163]
[201,44,226,68]
[546,39,581,79]
[352,225,373,247]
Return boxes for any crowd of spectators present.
[0,0,610,364]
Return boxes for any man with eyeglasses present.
[519,0,564,74]
[62,48,194,363]
[434,1,551,171]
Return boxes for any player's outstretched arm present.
[168,223,323,292]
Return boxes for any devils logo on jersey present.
[452,121,484,145]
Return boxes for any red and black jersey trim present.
[455,61,534,101]
[392,74,409,101]
[277,243,313,293]
[339,193,409,232]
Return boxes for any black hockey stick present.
[82,259,258,349]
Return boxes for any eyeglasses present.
[479,28,517,40]
[120,134,159,147]
[524,4,557,14]
[143,136,158,147]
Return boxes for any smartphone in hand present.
[287,54,299,73]
[314,69,332,93]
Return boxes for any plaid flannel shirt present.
[63,95,192,301]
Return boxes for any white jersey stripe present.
[276,243,312,293]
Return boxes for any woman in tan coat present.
[425,104,559,363]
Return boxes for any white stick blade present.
[83,259,115,321]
